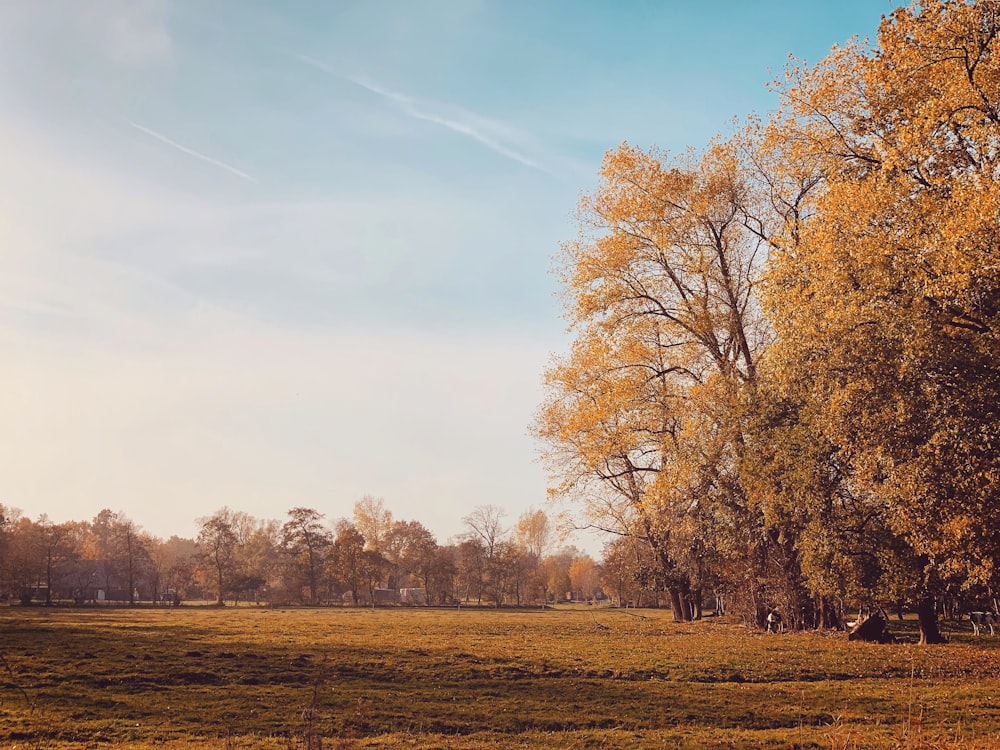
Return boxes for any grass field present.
[1,605,999,749]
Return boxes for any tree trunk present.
[917,594,947,645]
[128,555,135,606]
[215,560,225,606]
[815,596,840,629]
[681,588,693,621]
[45,553,53,606]
[669,588,684,622]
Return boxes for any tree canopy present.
[537,0,1000,643]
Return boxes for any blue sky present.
[0,0,899,550]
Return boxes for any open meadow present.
[1,606,999,749]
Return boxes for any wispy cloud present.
[296,54,549,174]
[127,120,258,184]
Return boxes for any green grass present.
[1,606,999,748]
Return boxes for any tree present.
[763,0,1000,643]
[0,505,22,598]
[385,520,438,594]
[89,508,122,600]
[535,137,782,625]
[359,549,390,605]
[454,538,486,604]
[197,509,239,606]
[115,514,147,605]
[281,507,332,605]
[462,505,506,562]
[514,509,554,606]
[353,495,393,553]
[428,545,458,605]
[541,549,575,605]
[462,505,509,606]
[329,521,367,605]
[161,535,199,602]
[569,555,602,602]
[514,509,552,561]
[601,535,654,608]
[36,517,81,605]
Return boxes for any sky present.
[0,0,901,552]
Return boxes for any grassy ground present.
[1,605,999,749]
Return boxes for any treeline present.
[535,0,1000,644]
[0,499,619,608]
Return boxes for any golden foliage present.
[539,0,1000,632]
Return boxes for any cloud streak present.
[127,120,258,184]
[296,54,548,174]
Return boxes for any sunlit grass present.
[1,606,998,748]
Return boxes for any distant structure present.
[399,588,427,605]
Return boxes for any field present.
[1,606,999,749]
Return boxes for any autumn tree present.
[196,508,240,606]
[353,495,393,553]
[329,521,367,604]
[359,549,390,605]
[385,520,438,594]
[569,555,603,602]
[281,507,332,605]
[536,137,783,624]
[428,545,459,604]
[239,519,281,604]
[89,508,123,600]
[5,516,43,603]
[463,505,509,605]
[763,0,1000,643]
[115,513,147,605]
[0,505,22,597]
[601,535,656,608]
[514,509,554,605]
[541,549,574,605]
[454,538,487,604]
[35,516,81,605]
[463,505,506,560]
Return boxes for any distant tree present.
[385,520,438,593]
[161,535,200,601]
[0,504,23,597]
[463,505,506,562]
[196,509,239,606]
[569,555,602,602]
[5,517,42,603]
[514,509,552,561]
[353,495,393,553]
[428,545,458,605]
[89,509,122,599]
[454,539,486,604]
[492,541,534,606]
[116,514,147,605]
[329,521,367,605]
[542,548,577,605]
[601,536,648,608]
[243,519,281,603]
[359,549,390,605]
[514,509,553,606]
[281,507,332,605]
[35,516,81,605]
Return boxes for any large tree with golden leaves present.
[536,139,791,624]
[764,0,1000,643]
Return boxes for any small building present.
[399,587,427,605]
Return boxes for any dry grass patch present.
[1,606,999,748]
